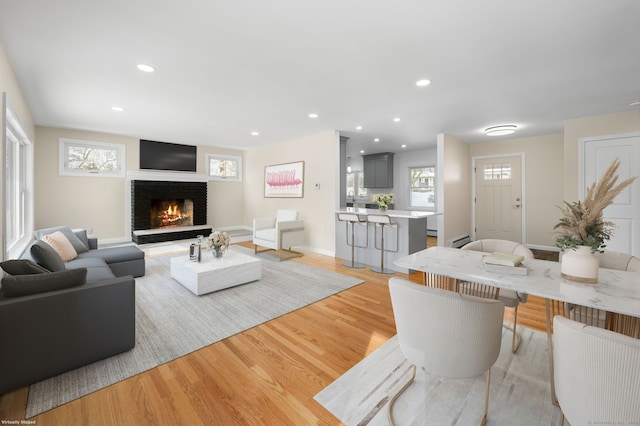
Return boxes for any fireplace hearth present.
[131,180,211,244]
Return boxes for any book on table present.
[482,252,525,267]
[483,262,529,275]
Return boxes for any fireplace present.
[131,180,211,244]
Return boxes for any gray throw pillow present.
[0,259,49,275]
[73,229,90,250]
[34,225,89,253]
[30,240,65,272]
[1,268,87,297]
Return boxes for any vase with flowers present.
[207,231,230,258]
[375,193,394,212]
[553,158,636,283]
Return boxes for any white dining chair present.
[388,277,504,426]
[553,315,640,425]
[461,239,534,353]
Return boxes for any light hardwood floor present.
[0,240,548,425]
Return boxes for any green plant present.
[553,159,636,252]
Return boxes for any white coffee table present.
[170,249,262,295]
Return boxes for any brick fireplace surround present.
[131,180,211,244]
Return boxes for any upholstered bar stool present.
[368,214,398,274]
[337,213,368,268]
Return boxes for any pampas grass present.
[554,159,637,251]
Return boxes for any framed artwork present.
[264,161,304,198]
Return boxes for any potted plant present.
[375,193,394,212]
[553,158,636,282]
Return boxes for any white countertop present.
[394,246,640,317]
[336,208,439,219]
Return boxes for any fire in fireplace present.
[150,199,194,229]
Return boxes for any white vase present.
[560,245,599,283]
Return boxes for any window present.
[409,166,435,208]
[346,171,367,199]
[59,138,126,177]
[4,98,34,259]
[207,154,242,181]
[483,163,512,180]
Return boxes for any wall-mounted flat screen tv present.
[140,139,197,172]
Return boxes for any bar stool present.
[367,214,398,274]
[337,213,368,268]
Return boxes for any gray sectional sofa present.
[0,226,145,395]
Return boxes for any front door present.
[583,133,640,256]
[474,155,523,243]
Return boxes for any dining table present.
[393,246,640,403]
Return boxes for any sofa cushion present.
[42,231,78,262]
[76,245,145,264]
[65,257,116,282]
[34,225,89,253]
[1,268,87,297]
[0,259,49,275]
[30,240,65,272]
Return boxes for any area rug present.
[26,246,363,418]
[315,327,563,425]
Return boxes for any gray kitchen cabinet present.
[362,152,394,188]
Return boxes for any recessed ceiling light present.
[251,131,259,136]
[111,106,125,112]
[356,126,362,130]
[416,79,431,87]
[393,117,400,123]
[360,150,365,154]
[401,144,407,148]
[374,138,380,142]
[137,64,155,73]
[308,113,319,118]
[484,125,517,136]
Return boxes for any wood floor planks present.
[0,241,549,425]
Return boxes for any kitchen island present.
[335,208,437,273]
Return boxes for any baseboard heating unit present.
[450,235,471,249]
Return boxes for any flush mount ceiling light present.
[485,125,517,136]
[630,101,640,107]
[308,113,319,118]
[416,79,431,87]
[136,64,155,72]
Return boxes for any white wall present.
[34,126,245,241]
[438,133,471,247]
[243,130,339,255]
[469,133,564,248]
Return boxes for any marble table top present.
[394,246,640,317]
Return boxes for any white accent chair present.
[388,278,504,426]
[553,315,640,426]
[460,239,534,353]
[253,209,305,259]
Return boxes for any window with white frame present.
[4,98,34,259]
[59,138,126,177]
[207,154,242,181]
[409,166,436,208]
[346,171,367,199]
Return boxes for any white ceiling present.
[1,0,639,158]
